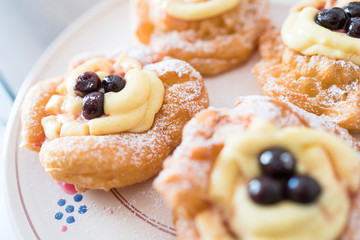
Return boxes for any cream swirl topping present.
[281,7,360,66]
[195,119,360,240]
[42,54,164,137]
[156,0,241,21]
[89,68,164,135]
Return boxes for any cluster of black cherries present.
[247,147,322,205]
[74,71,126,120]
[315,2,360,38]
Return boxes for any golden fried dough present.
[133,0,269,76]
[21,77,63,151]
[253,24,360,132]
[154,96,360,240]
[21,47,209,191]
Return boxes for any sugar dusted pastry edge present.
[21,46,209,191]
[154,95,360,240]
[134,0,270,76]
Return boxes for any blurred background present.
[0,0,100,238]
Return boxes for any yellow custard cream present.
[281,7,360,65]
[42,55,164,137]
[157,0,241,21]
[89,68,164,135]
[198,119,360,240]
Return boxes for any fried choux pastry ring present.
[154,96,360,240]
[133,0,269,76]
[253,0,360,132]
[21,47,209,191]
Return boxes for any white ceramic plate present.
[3,0,296,239]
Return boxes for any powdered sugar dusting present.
[234,96,359,149]
[149,0,269,56]
[255,28,360,131]
[27,48,209,191]
[145,59,201,80]
[155,96,360,225]
[66,45,162,71]
[125,45,162,65]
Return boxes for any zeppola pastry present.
[21,47,209,191]
[134,0,269,76]
[253,0,360,132]
[154,96,360,240]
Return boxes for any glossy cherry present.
[102,74,126,93]
[347,17,360,37]
[82,92,104,120]
[258,147,296,179]
[286,175,321,204]
[315,8,348,30]
[74,71,102,97]
[344,2,360,18]
[248,176,284,205]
